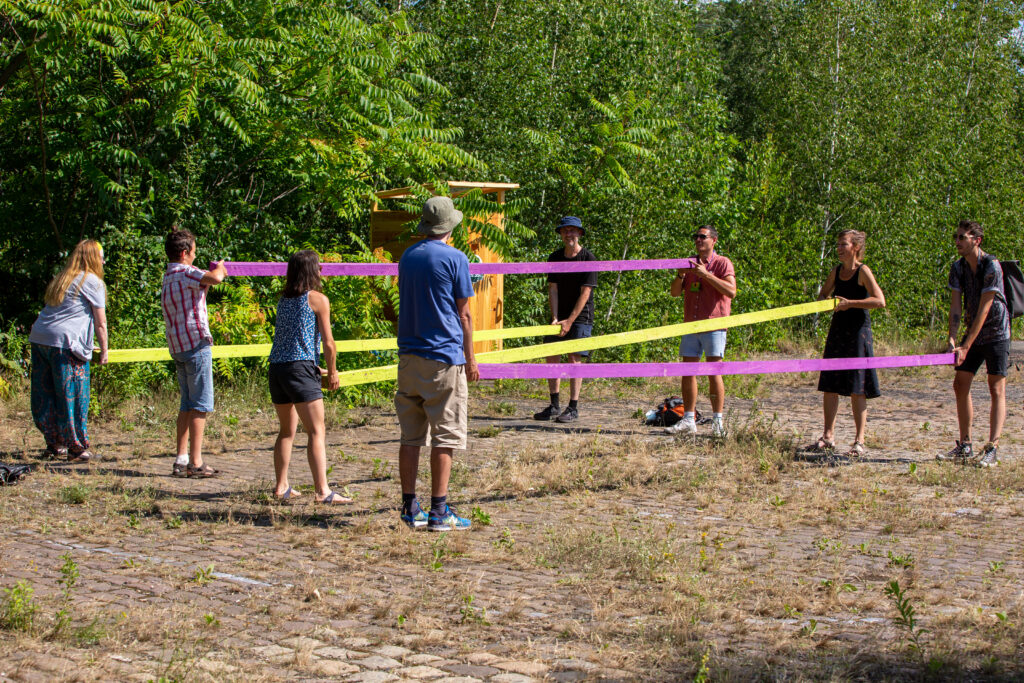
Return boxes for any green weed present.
[0,580,39,632]
[470,506,492,526]
[58,484,90,505]
[884,579,927,653]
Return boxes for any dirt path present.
[1,367,1022,681]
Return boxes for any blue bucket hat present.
[555,215,585,236]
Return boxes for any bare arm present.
[555,285,593,336]
[818,268,837,300]
[92,306,108,365]
[837,266,886,311]
[670,270,685,298]
[548,283,559,322]
[309,291,338,390]
[457,296,478,382]
[200,260,227,287]
[702,273,737,298]
[947,292,962,350]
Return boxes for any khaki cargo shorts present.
[395,354,468,449]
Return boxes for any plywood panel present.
[370,195,507,355]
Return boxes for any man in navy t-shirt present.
[395,196,479,531]
[532,216,598,424]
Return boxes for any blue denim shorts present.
[679,330,727,359]
[171,343,214,413]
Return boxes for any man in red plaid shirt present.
[162,228,227,478]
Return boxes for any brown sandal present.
[186,463,218,478]
[69,450,94,463]
[804,437,835,453]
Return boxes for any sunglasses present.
[692,233,712,241]
[954,233,975,242]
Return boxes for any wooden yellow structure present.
[370,181,520,354]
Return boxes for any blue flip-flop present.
[318,491,353,505]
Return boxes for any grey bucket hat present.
[417,196,463,236]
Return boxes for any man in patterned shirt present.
[162,228,227,478]
[937,220,1011,468]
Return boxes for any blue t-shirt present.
[397,239,475,365]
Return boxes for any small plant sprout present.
[987,560,1005,574]
[164,515,184,529]
[428,536,447,571]
[53,552,79,635]
[459,594,490,625]
[470,506,492,526]
[203,613,220,627]
[887,550,915,569]
[493,528,515,551]
[193,565,215,585]
[370,457,393,479]
[799,619,818,637]
[884,579,927,653]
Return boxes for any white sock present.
[683,411,696,422]
[175,454,189,465]
[713,412,723,422]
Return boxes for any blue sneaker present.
[400,499,428,529]
[427,504,471,532]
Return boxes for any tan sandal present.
[846,442,866,457]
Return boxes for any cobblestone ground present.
[1,366,1023,681]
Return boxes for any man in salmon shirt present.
[665,225,736,437]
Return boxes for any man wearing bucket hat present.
[395,196,479,531]
[533,216,599,424]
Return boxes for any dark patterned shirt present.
[948,255,1010,345]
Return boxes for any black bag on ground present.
[0,463,31,486]
[645,397,686,426]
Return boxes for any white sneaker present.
[665,418,697,435]
[711,419,726,438]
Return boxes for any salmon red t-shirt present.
[681,252,735,324]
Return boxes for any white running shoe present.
[711,418,726,438]
[665,418,697,435]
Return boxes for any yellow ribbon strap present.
[104,324,560,363]
[334,299,836,387]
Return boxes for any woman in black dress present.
[811,230,886,456]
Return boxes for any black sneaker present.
[533,404,560,421]
[936,440,973,462]
[975,444,999,468]
[555,406,579,423]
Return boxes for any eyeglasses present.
[692,234,712,241]
[954,233,975,242]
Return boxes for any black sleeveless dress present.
[817,264,880,398]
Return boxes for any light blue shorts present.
[679,330,727,359]
[171,343,214,413]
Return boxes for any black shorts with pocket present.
[544,322,593,359]
[955,339,1010,377]
[269,361,324,404]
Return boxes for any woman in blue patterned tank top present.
[268,250,351,504]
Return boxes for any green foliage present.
[0,580,39,632]
[58,484,90,505]
[52,551,79,636]
[885,579,928,653]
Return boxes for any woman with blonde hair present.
[810,229,886,457]
[28,240,109,461]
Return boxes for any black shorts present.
[544,322,593,359]
[269,361,324,404]
[955,339,1010,377]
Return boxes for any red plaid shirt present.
[161,263,212,354]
